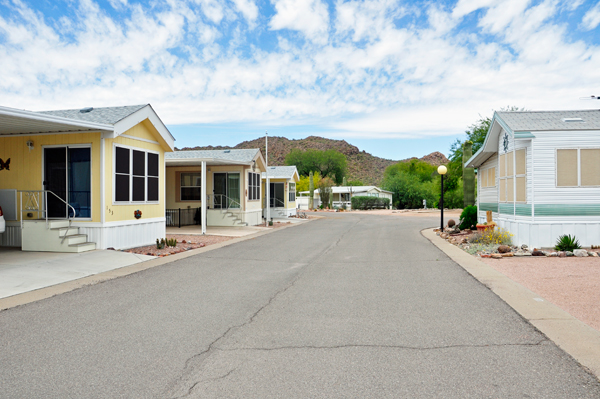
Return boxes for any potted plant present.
[476,221,496,232]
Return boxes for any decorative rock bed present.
[435,228,600,259]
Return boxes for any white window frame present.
[113,143,160,205]
[180,172,202,202]
[555,147,600,188]
[289,183,296,202]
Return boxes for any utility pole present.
[265,131,270,225]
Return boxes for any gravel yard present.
[481,256,600,332]
[123,234,234,257]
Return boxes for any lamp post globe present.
[438,165,447,231]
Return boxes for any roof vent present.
[79,107,94,113]
[562,118,584,122]
[224,150,230,153]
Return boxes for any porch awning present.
[0,106,114,136]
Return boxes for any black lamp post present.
[438,165,447,231]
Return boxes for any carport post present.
[201,161,207,235]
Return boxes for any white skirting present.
[0,223,22,247]
[494,219,600,249]
[76,219,166,250]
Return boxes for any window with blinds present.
[557,148,600,187]
[499,149,526,202]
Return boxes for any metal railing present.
[209,194,241,210]
[166,208,201,228]
[19,190,77,243]
[264,197,286,208]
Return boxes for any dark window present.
[133,150,145,176]
[148,153,159,177]
[115,147,130,174]
[148,177,159,201]
[289,183,296,202]
[180,173,201,201]
[133,176,145,201]
[115,174,130,201]
[248,172,260,200]
[115,146,159,203]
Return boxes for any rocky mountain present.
[177,136,448,186]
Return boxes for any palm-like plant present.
[554,234,581,251]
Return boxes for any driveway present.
[1,213,599,398]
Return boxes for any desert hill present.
[177,136,448,186]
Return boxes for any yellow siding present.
[105,123,166,222]
[0,133,102,221]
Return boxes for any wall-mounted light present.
[26,140,34,152]
[252,160,256,172]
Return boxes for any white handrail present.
[18,190,77,231]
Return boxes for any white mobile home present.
[466,109,600,248]
[262,166,299,218]
[298,186,393,210]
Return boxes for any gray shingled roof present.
[497,110,600,132]
[166,149,259,163]
[262,166,298,179]
[38,105,148,125]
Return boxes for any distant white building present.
[298,186,392,210]
[466,109,600,248]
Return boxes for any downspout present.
[531,139,535,223]
[100,135,105,249]
[201,161,207,234]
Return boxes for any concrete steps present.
[21,220,96,253]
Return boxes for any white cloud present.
[269,0,329,43]
[582,2,600,30]
[231,0,259,27]
[0,0,599,143]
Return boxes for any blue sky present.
[1,0,600,160]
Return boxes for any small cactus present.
[309,171,314,210]
[463,140,475,207]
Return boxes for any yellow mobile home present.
[0,104,175,251]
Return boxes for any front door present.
[43,147,91,218]
[270,183,285,208]
[213,173,240,209]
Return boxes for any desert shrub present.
[468,227,512,245]
[459,205,477,230]
[555,234,581,251]
[351,196,391,210]
[465,243,500,255]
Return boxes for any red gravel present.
[480,256,600,332]
[123,234,234,257]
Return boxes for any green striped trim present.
[479,203,498,212]
[498,203,514,215]
[535,204,600,217]
[515,203,532,216]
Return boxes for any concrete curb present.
[0,219,314,312]
[422,227,600,379]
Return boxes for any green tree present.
[285,149,347,184]
[296,171,322,193]
[382,159,439,209]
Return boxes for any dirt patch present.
[122,234,234,257]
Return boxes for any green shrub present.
[459,205,477,230]
[555,234,581,251]
[351,196,391,210]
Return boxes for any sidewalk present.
[423,227,600,379]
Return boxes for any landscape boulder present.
[573,249,589,257]
[532,250,545,256]
[497,245,511,254]
[447,219,456,228]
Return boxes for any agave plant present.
[554,234,581,251]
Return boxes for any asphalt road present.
[1,213,600,398]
